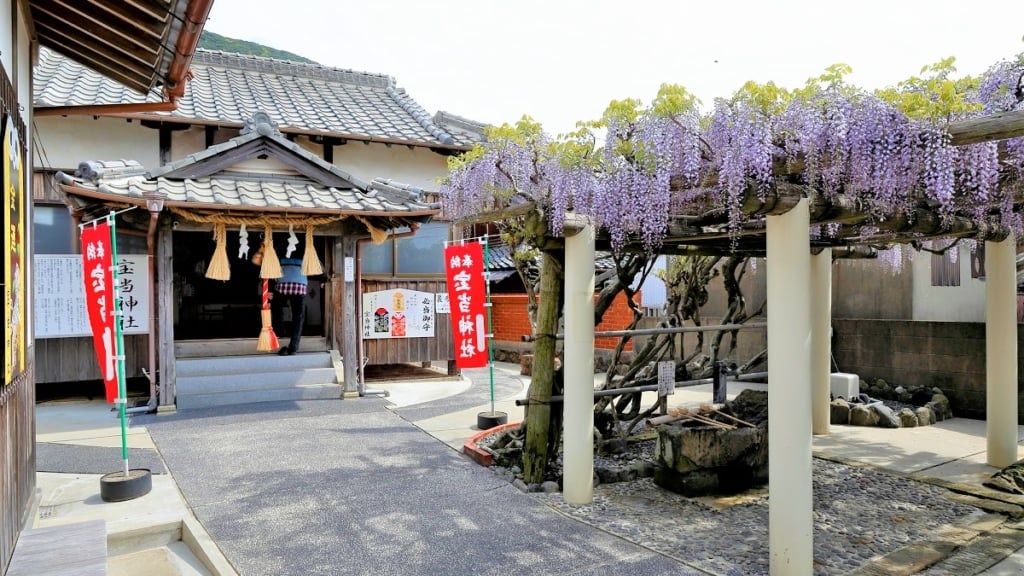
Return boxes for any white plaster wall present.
[319,140,450,189]
[0,0,11,74]
[171,126,241,164]
[911,243,986,322]
[33,116,159,170]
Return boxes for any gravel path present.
[532,458,984,575]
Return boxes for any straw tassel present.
[259,224,282,279]
[256,278,279,352]
[301,225,323,276]
[205,223,231,280]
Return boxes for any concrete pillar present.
[986,234,1018,468]
[811,248,832,435]
[563,218,595,504]
[767,198,813,575]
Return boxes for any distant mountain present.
[198,31,317,64]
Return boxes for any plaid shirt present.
[274,282,308,296]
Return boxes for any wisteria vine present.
[441,54,1024,258]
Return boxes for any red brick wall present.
[490,292,639,351]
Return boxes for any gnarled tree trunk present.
[522,247,563,483]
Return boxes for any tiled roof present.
[34,47,483,150]
[57,160,437,217]
[486,243,615,272]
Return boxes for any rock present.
[595,466,618,484]
[850,404,880,426]
[931,393,953,420]
[926,400,947,422]
[603,438,628,455]
[985,459,1024,494]
[872,404,901,428]
[910,387,934,406]
[898,408,918,428]
[512,479,528,492]
[520,354,533,376]
[874,379,891,396]
[894,386,911,403]
[541,481,560,493]
[830,399,851,424]
[726,389,769,425]
[915,406,934,427]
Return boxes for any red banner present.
[444,242,489,368]
[81,222,118,402]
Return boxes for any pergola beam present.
[949,109,1024,146]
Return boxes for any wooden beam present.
[949,110,1024,146]
[452,201,538,225]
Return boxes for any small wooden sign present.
[658,361,675,396]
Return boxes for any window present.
[33,205,74,254]
[361,222,449,276]
[397,223,448,274]
[931,250,960,287]
[971,244,985,279]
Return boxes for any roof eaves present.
[385,82,456,146]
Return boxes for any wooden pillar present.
[341,235,360,396]
[157,222,176,406]
[767,198,813,575]
[563,218,595,505]
[986,234,1018,467]
[158,124,171,167]
[811,248,832,435]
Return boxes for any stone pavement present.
[22,361,1024,575]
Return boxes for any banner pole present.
[108,213,130,476]
[483,237,495,415]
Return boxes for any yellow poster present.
[4,114,24,384]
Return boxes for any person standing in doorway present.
[272,257,308,356]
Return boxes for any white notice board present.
[34,254,150,338]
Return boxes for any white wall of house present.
[34,116,157,170]
[327,141,449,190]
[0,0,11,74]
[912,243,986,322]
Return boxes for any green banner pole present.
[483,237,495,415]
[108,212,130,476]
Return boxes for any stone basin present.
[652,389,769,496]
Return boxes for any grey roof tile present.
[35,47,484,149]
[56,170,438,216]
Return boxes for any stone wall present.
[833,319,1024,422]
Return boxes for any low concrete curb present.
[462,422,520,466]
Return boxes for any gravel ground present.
[480,431,985,576]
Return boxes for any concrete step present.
[174,337,328,358]
[176,383,343,410]
[174,351,341,410]
[176,352,331,377]
[177,367,338,395]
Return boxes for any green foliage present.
[651,83,701,118]
[875,57,981,122]
[729,80,793,116]
[198,31,317,64]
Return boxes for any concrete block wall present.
[832,319,1023,422]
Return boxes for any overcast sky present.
[204,1,1024,136]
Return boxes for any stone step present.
[176,383,343,410]
[176,352,331,377]
[176,366,338,395]
[174,337,328,358]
